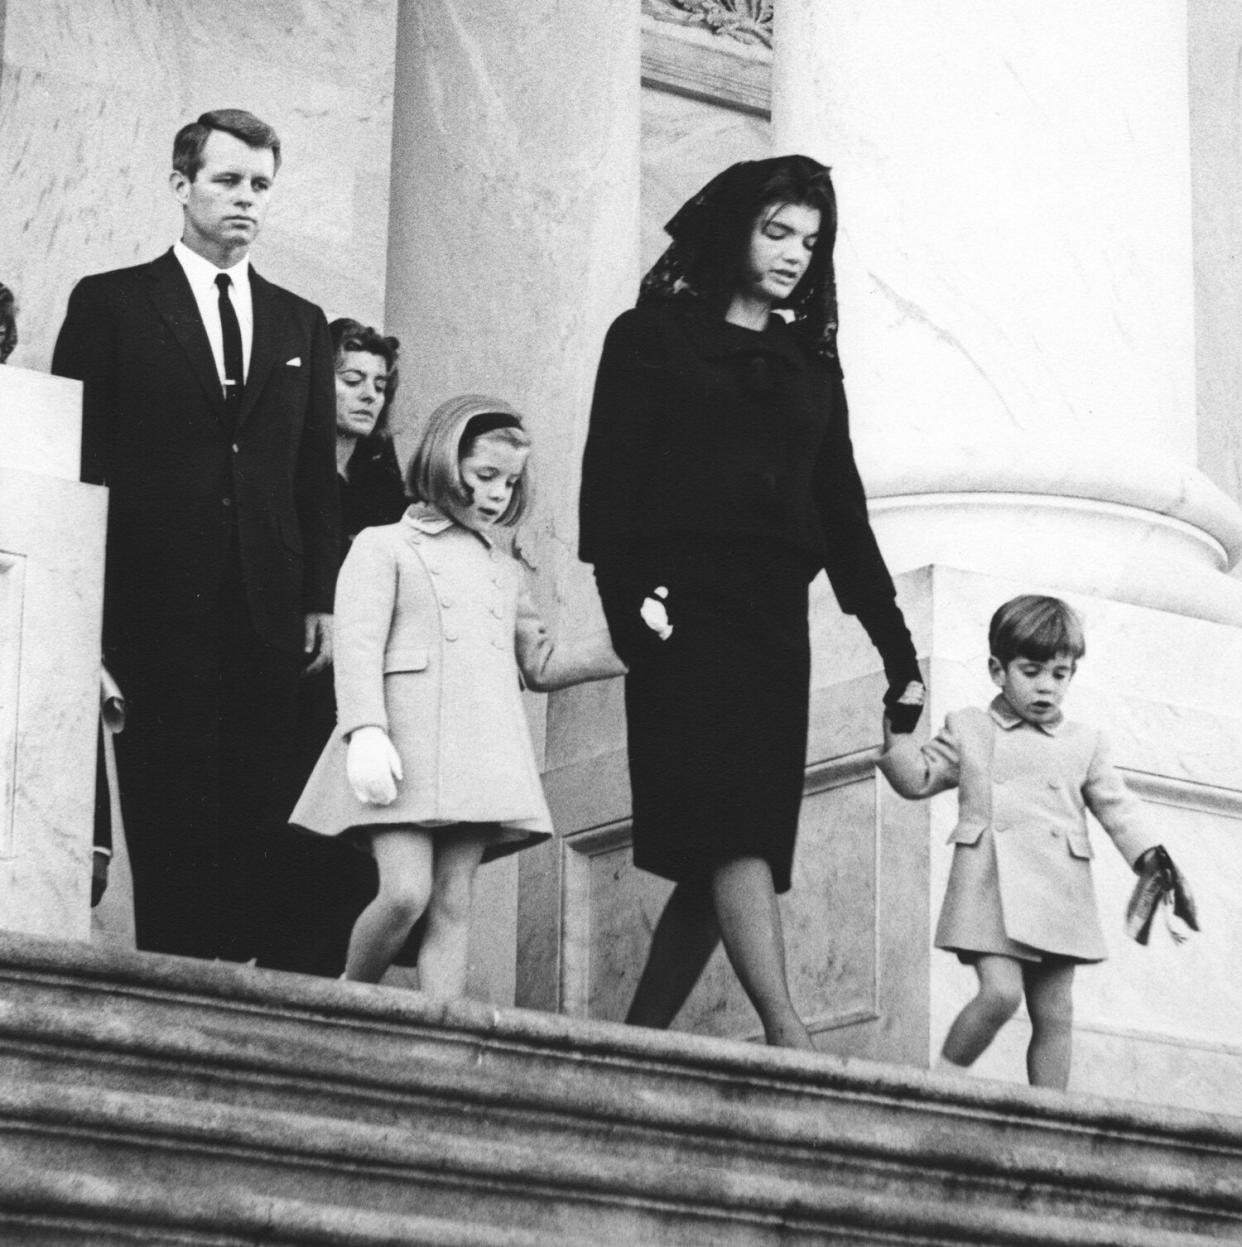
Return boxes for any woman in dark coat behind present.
[261,318,408,977]
[579,155,924,1047]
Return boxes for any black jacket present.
[52,249,339,654]
[579,303,895,615]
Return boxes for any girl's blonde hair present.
[405,394,533,527]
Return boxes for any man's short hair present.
[172,109,281,180]
[988,594,1086,666]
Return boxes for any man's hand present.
[303,612,334,676]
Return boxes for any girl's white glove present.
[347,725,404,805]
[640,586,673,641]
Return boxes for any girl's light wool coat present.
[291,506,625,847]
[879,698,1158,961]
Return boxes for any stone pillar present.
[773,0,1242,623]
[765,1,1242,1111]
[0,367,106,943]
[384,1,640,1004]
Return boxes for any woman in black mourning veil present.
[579,155,924,1048]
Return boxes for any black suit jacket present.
[52,249,340,654]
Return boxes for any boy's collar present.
[988,694,1064,735]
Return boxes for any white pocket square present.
[285,356,302,367]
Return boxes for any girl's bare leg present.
[1022,959,1075,1089]
[625,881,720,1029]
[940,954,1024,1067]
[711,856,813,1050]
[344,827,434,983]
[416,827,491,999]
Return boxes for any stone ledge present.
[0,935,1238,1245]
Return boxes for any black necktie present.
[215,272,244,423]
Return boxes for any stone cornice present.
[641,11,772,116]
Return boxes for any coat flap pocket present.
[383,648,429,674]
[947,823,985,846]
[1067,833,1094,860]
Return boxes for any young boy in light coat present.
[878,595,1164,1089]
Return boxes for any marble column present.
[384,1,640,1005]
[765,1,1242,1111]
[773,0,1242,623]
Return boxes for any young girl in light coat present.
[292,395,625,992]
[879,595,1171,1089]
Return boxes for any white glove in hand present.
[640,586,673,641]
[347,726,404,805]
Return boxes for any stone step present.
[0,934,1238,1246]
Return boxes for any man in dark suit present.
[53,109,340,962]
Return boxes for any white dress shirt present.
[173,240,254,398]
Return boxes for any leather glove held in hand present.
[347,726,404,806]
[1126,845,1199,945]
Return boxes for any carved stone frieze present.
[642,0,773,50]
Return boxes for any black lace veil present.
[637,154,841,363]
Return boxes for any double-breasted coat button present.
[440,597,452,608]
[444,630,458,642]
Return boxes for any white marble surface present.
[775,1,1197,465]
[0,467,106,944]
[771,2,1242,622]
[1190,0,1242,517]
[0,367,83,479]
[0,0,397,374]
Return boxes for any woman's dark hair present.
[988,595,1086,666]
[329,317,400,437]
[0,282,15,363]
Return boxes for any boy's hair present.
[172,109,282,180]
[988,595,1085,665]
[405,395,533,527]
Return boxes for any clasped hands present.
[347,725,404,805]
[884,680,926,735]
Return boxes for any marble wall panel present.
[0,465,106,944]
[1,0,396,374]
[1189,0,1242,521]
[564,768,884,1045]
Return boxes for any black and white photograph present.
[0,1,1239,1242]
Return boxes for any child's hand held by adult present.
[884,679,925,735]
[346,725,404,805]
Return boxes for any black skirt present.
[624,536,817,894]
